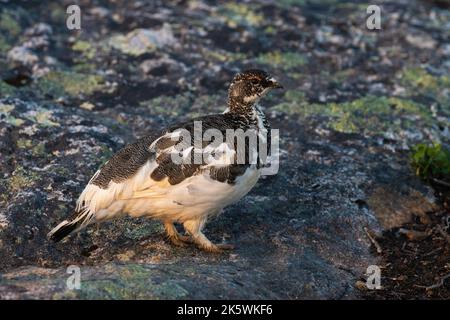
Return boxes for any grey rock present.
[0,0,447,300]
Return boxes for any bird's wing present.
[76,113,255,216]
[75,134,160,214]
[149,113,254,185]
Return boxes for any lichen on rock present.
[0,0,449,300]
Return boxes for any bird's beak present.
[268,77,283,89]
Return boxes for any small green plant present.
[411,143,450,181]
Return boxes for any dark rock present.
[0,0,448,299]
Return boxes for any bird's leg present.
[164,222,193,247]
[183,218,234,253]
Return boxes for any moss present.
[219,3,264,28]
[411,143,450,181]
[274,92,433,135]
[399,67,450,113]
[257,51,307,71]
[9,166,40,192]
[327,96,432,134]
[401,68,439,92]
[35,71,104,97]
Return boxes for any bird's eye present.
[251,79,259,85]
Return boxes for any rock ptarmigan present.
[48,69,282,252]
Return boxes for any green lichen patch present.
[8,166,40,192]
[272,90,325,117]
[1,103,60,128]
[16,139,46,157]
[201,48,247,63]
[2,116,24,126]
[76,264,188,299]
[16,138,32,149]
[72,40,96,60]
[34,71,105,98]
[217,3,264,28]
[399,67,450,112]
[274,92,434,136]
[256,51,307,71]
[0,102,24,126]
[326,96,433,134]
[31,143,46,157]
[141,93,193,118]
[25,108,60,127]
[401,67,441,93]
[0,103,14,114]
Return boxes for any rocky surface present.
[0,0,448,299]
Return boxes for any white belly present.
[120,166,261,222]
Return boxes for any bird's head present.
[228,69,283,110]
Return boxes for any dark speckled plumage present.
[91,69,277,189]
[151,112,257,185]
[91,134,158,189]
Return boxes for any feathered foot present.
[164,222,193,247]
[183,219,234,253]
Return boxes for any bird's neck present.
[227,96,257,117]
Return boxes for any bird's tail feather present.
[47,207,93,242]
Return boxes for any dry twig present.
[432,178,450,188]
[364,227,382,254]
